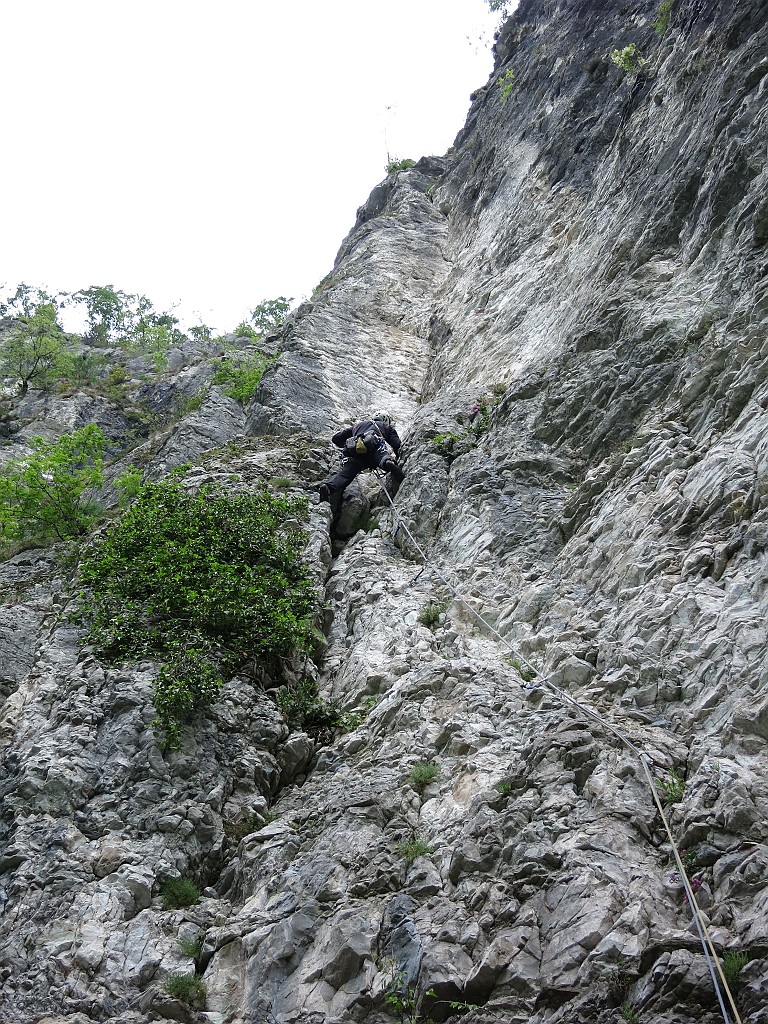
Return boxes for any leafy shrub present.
[178,935,204,960]
[652,0,674,36]
[396,838,434,864]
[418,599,449,627]
[610,44,647,73]
[495,780,513,796]
[165,972,206,1007]
[77,480,316,747]
[430,432,460,458]
[656,768,685,805]
[722,950,750,992]
[270,476,294,489]
[114,465,143,509]
[386,157,416,174]
[410,761,439,793]
[161,877,200,909]
[498,67,515,105]
[277,678,350,744]
[212,352,273,404]
[0,425,106,545]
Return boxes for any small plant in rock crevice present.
[418,599,450,628]
[161,877,200,909]
[178,935,205,960]
[429,393,501,464]
[656,768,685,806]
[277,678,357,744]
[165,972,207,1007]
[722,950,751,992]
[410,761,440,793]
[652,0,674,36]
[496,779,513,796]
[610,44,647,73]
[224,811,280,844]
[605,958,634,1001]
[508,656,537,683]
[396,838,434,865]
[497,67,515,105]
[386,157,416,174]
[619,1003,641,1024]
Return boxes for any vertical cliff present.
[1,1,767,1023]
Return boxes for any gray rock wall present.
[1,1,767,1022]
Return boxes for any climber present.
[317,411,404,504]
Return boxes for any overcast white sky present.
[2,1,509,332]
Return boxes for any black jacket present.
[332,419,402,455]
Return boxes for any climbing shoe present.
[317,483,332,503]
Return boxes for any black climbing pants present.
[324,449,392,494]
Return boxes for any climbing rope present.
[369,467,742,1024]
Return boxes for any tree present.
[0,424,106,544]
[0,301,71,394]
[74,285,131,344]
[249,297,292,336]
[0,282,59,319]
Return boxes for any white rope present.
[370,468,741,1024]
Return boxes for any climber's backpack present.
[344,428,382,457]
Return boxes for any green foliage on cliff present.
[0,300,72,394]
[212,351,274,404]
[652,0,674,36]
[497,67,515,105]
[0,425,106,545]
[386,157,416,174]
[249,297,291,336]
[610,44,647,73]
[77,479,316,748]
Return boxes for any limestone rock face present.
[2,2,768,1023]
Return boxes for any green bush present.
[178,935,204,959]
[722,950,750,992]
[610,44,647,73]
[508,656,537,683]
[652,0,674,36]
[656,768,685,805]
[418,600,449,628]
[165,972,206,1007]
[77,480,316,747]
[498,67,515,105]
[0,425,106,545]
[212,352,274,404]
[277,678,350,744]
[161,877,200,909]
[396,838,434,864]
[249,297,291,336]
[619,1004,641,1024]
[386,157,416,174]
[114,465,143,509]
[410,761,440,793]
